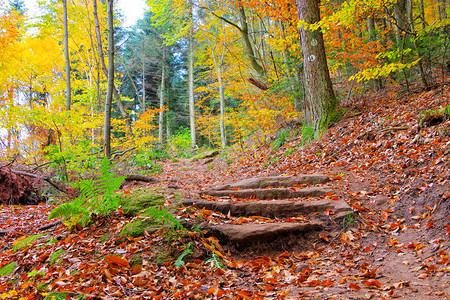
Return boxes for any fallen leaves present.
[105,255,130,269]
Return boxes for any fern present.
[49,157,126,227]
[144,207,187,241]
[174,242,193,268]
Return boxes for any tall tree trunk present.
[142,57,146,112]
[394,0,408,45]
[103,0,114,158]
[159,46,166,145]
[188,23,196,149]
[296,0,339,137]
[237,1,265,78]
[93,0,133,137]
[217,62,226,149]
[63,0,71,111]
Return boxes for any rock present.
[203,186,333,200]
[183,198,351,218]
[206,221,322,248]
[192,150,219,161]
[209,174,330,191]
[120,218,160,238]
[119,188,166,217]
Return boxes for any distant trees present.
[0,0,447,162]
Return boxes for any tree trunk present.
[93,0,132,137]
[237,1,265,78]
[296,0,339,137]
[394,0,408,44]
[142,53,146,112]
[103,0,114,158]
[188,23,196,149]
[158,45,166,145]
[63,0,71,111]
[217,58,226,149]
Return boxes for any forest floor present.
[0,83,449,299]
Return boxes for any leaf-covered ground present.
[0,84,449,299]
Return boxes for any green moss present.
[119,188,165,216]
[319,98,345,136]
[155,247,180,265]
[100,233,111,244]
[120,218,160,238]
[13,234,47,252]
[50,249,66,265]
[130,254,143,266]
[192,150,219,161]
[0,262,16,276]
[43,292,73,300]
[419,105,450,127]
[46,238,58,245]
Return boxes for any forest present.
[0,0,449,298]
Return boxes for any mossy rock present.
[50,249,66,265]
[419,105,450,128]
[192,150,219,161]
[120,218,160,238]
[0,262,16,276]
[119,188,166,216]
[155,247,181,265]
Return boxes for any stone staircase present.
[182,174,351,250]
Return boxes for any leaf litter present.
[0,85,449,298]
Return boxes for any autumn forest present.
[0,0,449,298]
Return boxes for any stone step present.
[203,186,333,200]
[209,174,330,191]
[183,198,350,218]
[205,221,322,248]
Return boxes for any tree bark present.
[296,0,339,137]
[215,54,226,149]
[142,49,146,112]
[188,21,196,149]
[63,0,71,111]
[93,0,133,137]
[237,1,265,77]
[103,0,114,159]
[158,45,166,145]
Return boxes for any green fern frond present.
[174,242,193,269]
[49,157,126,227]
[48,202,88,220]
[145,207,186,232]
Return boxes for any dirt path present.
[153,154,449,299]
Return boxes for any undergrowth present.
[48,157,126,227]
[144,207,187,241]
